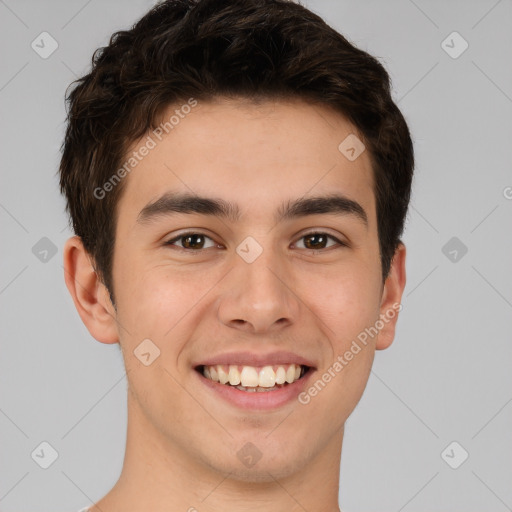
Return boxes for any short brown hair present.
[59,0,414,303]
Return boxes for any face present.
[91,97,404,481]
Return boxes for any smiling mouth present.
[196,364,311,392]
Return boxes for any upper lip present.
[193,351,316,369]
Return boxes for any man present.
[60,0,413,510]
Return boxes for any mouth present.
[192,351,316,410]
[195,363,311,393]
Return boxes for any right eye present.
[164,232,219,251]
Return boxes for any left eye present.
[294,232,343,250]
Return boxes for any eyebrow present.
[137,192,368,227]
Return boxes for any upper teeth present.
[203,364,303,387]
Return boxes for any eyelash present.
[164,231,347,252]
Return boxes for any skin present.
[64,97,406,512]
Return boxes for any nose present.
[216,243,301,334]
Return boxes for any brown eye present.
[166,232,216,250]
[295,232,344,251]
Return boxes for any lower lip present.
[195,369,314,410]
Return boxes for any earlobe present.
[63,235,119,344]
[376,243,406,351]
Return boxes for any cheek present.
[315,269,381,409]
[307,265,382,344]
[114,260,225,371]
[127,275,192,336]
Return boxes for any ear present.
[63,235,119,344]
[375,242,406,350]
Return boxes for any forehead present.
[117,97,376,226]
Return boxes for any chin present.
[200,445,311,484]
[218,464,304,484]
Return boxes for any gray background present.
[0,0,511,511]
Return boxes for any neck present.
[92,394,343,512]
